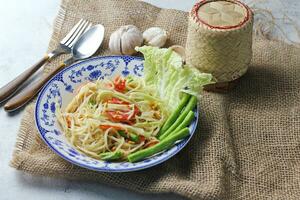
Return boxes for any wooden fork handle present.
[0,55,50,103]
[4,62,66,112]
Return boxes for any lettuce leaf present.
[136,46,213,112]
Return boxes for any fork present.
[0,19,92,103]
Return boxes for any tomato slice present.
[105,106,140,123]
[106,111,129,121]
[99,125,122,130]
[107,97,129,105]
[105,96,140,124]
[113,76,126,93]
[105,111,135,125]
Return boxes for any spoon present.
[4,24,105,112]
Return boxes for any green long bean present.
[128,128,190,162]
[162,111,195,141]
[158,96,197,140]
[100,150,122,161]
[157,93,190,137]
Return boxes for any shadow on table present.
[15,171,188,200]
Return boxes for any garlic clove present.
[121,31,142,55]
[109,30,122,55]
[147,34,168,47]
[121,33,136,55]
[143,27,168,47]
[109,25,143,55]
[143,27,161,40]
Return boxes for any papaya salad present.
[56,46,213,162]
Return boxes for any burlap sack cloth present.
[10,0,300,199]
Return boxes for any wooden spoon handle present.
[4,63,66,112]
[0,55,50,102]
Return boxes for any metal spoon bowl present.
[65,24,105,65]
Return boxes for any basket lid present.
[192,0,251,30]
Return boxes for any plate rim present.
[34,55,199,172]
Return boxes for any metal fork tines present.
[50,19,92,57]
[60,19,92,50]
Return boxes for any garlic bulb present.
[143,27,168,47]
[109,25,143,55]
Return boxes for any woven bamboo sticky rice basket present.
[185,0,253,91]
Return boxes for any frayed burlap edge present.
[8,1,300,199]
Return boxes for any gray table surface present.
[0,0,299,199]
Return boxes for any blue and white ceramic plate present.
[35,56,198,172]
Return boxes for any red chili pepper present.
[139,135,146,142]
